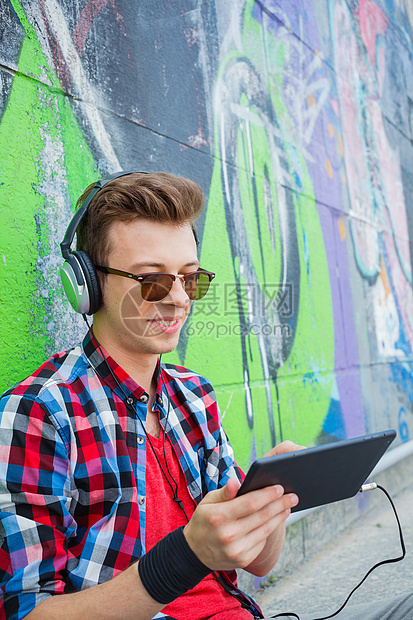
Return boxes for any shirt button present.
[137,436,144,445]
[157,395,163,407]
[126,397,134,406]
[139,496,145,505]
[139,394,149,403]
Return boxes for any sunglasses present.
[95,265,215,302]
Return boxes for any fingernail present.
[290,494,298,506]
[275,485,284,497]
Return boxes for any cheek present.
[116,284,149,322]
[182,302,193,324]
[118,291,154,337]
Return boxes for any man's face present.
[94,218,199,358]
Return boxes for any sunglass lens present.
[141,274,173,301]
[186,272,211,300]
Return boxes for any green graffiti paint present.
[0,1,97,391]
[0,0,334,471]
[166,2,334,469]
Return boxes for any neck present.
[92,325,159,394]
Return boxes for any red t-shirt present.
[145,427,252,619]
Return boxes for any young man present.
[0,172,298,620]
[0,172,412,620]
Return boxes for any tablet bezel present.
[237,430,396,512]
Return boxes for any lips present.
[147,317,182,334]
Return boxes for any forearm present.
[25,561,163,620]
[242,440,304,577]
[244,521,286,577]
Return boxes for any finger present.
[243,503,292,550]
[276,440,306,453]
[224,484,285,520]
[228,491,297,541]
[265,441,306,457]
[220,490,295,548]
[201,477,241,505]
[222,507,291,569]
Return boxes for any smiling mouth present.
[147,318,182,334]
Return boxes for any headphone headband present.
[60,170,145,315]
[60,170,142,260]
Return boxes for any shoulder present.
[161,362,208,382]
[161,362,216,396]
[0,345,90,455]
[160,363,221,431]
[1,343,88,404]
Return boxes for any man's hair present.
[76,172,204,266]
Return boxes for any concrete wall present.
[1,0,413,477]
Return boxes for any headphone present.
[60,170,144,315]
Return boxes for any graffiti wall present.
[1,0,413,473]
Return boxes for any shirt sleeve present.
[199,381,245,492]
[0,391,75,619]
[215,416,245,486]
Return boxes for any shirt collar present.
[82,327,161,403]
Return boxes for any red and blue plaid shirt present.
[0,330,262,619]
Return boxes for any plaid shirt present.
[0,330,262,620]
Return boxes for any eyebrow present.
[128,260,200,271]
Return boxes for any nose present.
[164,275,191,307]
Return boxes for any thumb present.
[202,477,241,505]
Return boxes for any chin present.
[130,333,181,356]
[154,334,181,355]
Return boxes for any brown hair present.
[76,172,204,266]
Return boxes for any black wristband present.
[138,526,212,604]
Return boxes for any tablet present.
[237,430,396,512]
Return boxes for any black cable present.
[82,319,407,619]
[270,484,406,619]
[158,360,190,523]
[155,356,260,612]
[156,356,256,608]
[79,320,288,618]
[81,317,265,615]
[81,316,187,515]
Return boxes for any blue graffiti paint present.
[322,397,346,440]
[391,363,413,403]
[398,406,409,442]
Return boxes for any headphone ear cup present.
[74,251,102,315]
[60,253,90,315]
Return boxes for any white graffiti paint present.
[36,92,85,353]
[37,0,121,171]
